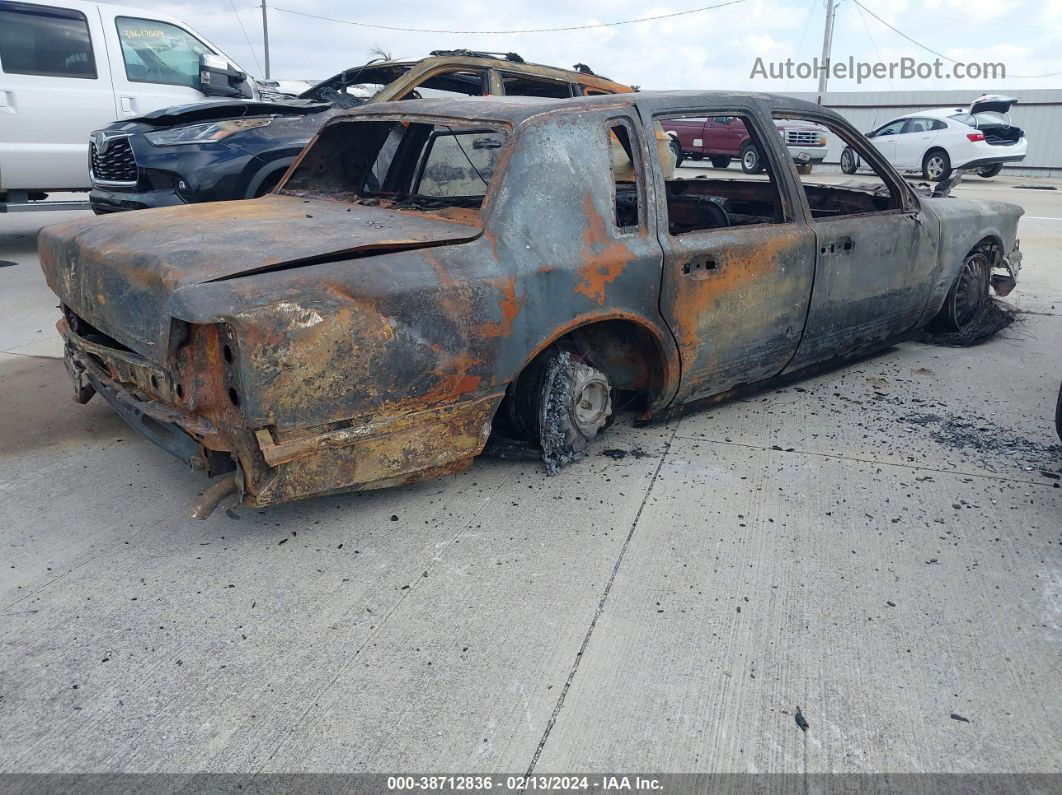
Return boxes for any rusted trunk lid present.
[38,195,479,362]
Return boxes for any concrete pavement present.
[1,176,1060,774]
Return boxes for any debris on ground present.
[917,300,1018,347]
[0,260,16,268]
[950,713,971,723]
[600,447,651,460]
[1014,184,1057,190]
[794,706,809,731]
[899,411,1062,469]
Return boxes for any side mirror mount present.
[198,53,252,98]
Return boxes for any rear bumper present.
[954,153,1027,170]
[61,319,501,507]
[62,321,234,474]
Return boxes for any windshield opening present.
[280,118,508,221]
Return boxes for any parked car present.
[662,115,828,173]
[0,0,260,212]
[1056,380,1062,443]
[841,95,1027,181]
[87,51,633,213]
[39,91,1023,511]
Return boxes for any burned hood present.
[38,195,480,361]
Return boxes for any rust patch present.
[574,194,635,305]
[477,276,522,338]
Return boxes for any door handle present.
[682,256,718,275]
[820,237,854,255]
[120,95,138,115]
[0,90,15,114]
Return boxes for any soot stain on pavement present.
[900,412,1062,468]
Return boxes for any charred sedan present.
[41,92,1023,509]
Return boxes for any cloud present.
[121,0,1061,90]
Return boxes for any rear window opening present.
[280,118,508,221]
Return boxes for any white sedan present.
[841,95,1027,181]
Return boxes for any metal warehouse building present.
[782,88,1062,177]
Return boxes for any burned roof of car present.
[326,90,845,127]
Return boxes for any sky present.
[126,0,1062,92]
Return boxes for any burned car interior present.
[775,113,903,218]
[281,118,506,218]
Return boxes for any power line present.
[853,0,894,90]
[784,0,817,92]
[268,0,747,35]
[228,0,263,76]
[851,0,1062,78]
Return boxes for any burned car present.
[40,91,1023,511]
[87,50,632,213]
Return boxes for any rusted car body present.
[39,91,1023,509]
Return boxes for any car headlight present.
[145,117,273,146]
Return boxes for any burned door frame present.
[639,99,818,404]
[774,108,939,373]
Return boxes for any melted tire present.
[538,350,613,474]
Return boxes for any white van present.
[0,0,257,210]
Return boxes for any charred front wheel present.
[923,149,952,182]
[927,249,991,333]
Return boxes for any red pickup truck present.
[663,115,828,173]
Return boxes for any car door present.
[101,11,229,118]
[707,116,744,157]
[0,0,116,191]
[648,105,817,402]
[893,117,939,169]
[774,112,940,372]
[865,118,905,165]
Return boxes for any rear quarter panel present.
[171,108,676,432]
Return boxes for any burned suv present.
[87,51,631,213]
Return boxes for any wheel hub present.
[569,362,612,436]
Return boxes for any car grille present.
[90,137,138,185]
[785,130,823,147]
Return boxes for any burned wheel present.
[927,249,991,334]
[500,348,614,472]
[537,350,613,473]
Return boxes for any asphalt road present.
[1,174,1060,774]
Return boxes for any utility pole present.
[261,0,271,79]
[817,0,837,101]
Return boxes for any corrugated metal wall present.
[779,89,1062,177]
